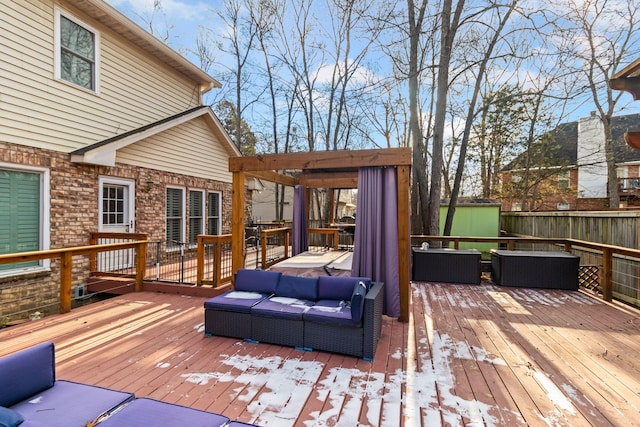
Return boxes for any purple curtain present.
[351,167,400,317]
[292,185,308,256]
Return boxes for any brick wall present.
[0,142,243,322]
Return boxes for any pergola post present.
[232,171,246,279]
[397,165,411,322]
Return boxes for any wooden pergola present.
[228,147,413,321]
[609,58,640,148]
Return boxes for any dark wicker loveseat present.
[204,269,384,360]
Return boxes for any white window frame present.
[98,176,135,232]
[557,170,570,189]
[207,191,222,235]
[188,189,205,247]
[166,186,185,251]
[0,163,51,277]
[54,7,100,94]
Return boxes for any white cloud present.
[108,0,211,23]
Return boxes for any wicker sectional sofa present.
[204,269,384,360]
[0,341,257,427]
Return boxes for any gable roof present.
[70,106,240,166]
[503,113,640,171]
[72,0,219,92]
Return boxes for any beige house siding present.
[117,117,234,183]
[1,0,201,153]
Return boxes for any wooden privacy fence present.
[412,235,640,306]
[0,240,148,314]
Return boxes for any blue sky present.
[107,0,640,125]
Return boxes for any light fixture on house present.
[144,181,155,192]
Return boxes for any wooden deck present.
[1,282,640,426]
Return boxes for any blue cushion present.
[0,342,55,407]
[317,276,355,300]
[10,380,133,427]
[350,281,368,323]
[234,269,281,294]
[0,407,23,427]
[317,276,370,300]
[204,291,270,313]
[251,297,315,320]
[97,398,229,427]
[304,300,355,326]
[276,275,318,300]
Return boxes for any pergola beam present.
[229,147,412,172]
[298,171,358,189]
[609,58,640,100]
[246,170,298,187]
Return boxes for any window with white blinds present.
[166,187,184,249]
[188,190,204,246]
[208,192,221,235]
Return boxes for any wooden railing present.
[412,235,640,304]
[308,228,339,251]
[0,241,148,314]
[261,227,291,269]
[196,234,233,287]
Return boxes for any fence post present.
[602,247,613,302]
[261,236,267,270]
[89,233,97,272]
[196,235,204,286]
[135,240,147,292]
[284,229,290,258]
[214,239,222,287]
[59,252,72,314]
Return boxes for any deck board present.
[2,283,640,426]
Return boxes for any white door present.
[98,177,135,270]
